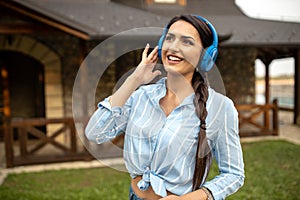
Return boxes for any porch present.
[1,117,124,168]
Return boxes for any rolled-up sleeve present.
[85,96,131,144]
[203,99,245,200]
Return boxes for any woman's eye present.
[165,35,174,41]
[183,39,194,46]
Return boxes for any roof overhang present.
[0,0,91,40]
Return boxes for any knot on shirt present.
[137,167,151,191]
[137,167,167,197]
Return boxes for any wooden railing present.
[236,99,279,137]
[3,100,280,167]
[4,117,92,168]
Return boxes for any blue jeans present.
[129,186,144,200]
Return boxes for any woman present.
[85,14,244,200]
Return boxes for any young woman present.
[85,14,244,200]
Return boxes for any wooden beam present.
[264,62,271,130]
[294,49,300,125]
[0,1,90,40]
[265,63,270,104]
[0,24,49,34]
[272,99,279,135]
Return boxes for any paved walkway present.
[0,111,299,185]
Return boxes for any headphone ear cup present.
[157,35,164,59]
[194,15,218,72]
[158,27,168,59]
[199,46,218,72]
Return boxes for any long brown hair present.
[165,14,214,190]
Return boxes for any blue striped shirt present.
[85,78,244,200]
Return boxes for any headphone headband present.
[158,15,218,72]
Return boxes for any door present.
[0,50,46,139]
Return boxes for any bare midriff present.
[131,176,174,200]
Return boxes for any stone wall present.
[33,33,81,117]
[217,47,257,105]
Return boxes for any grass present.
[0,140,299,200]
[227,140,300,200]
[0,167,131,200]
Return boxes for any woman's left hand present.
[159,195,182,200]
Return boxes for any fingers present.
[142,43,150,60]
[152,69,162,77]
[142,44,158,62]
[148,46,158,61]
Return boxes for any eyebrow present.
[166,32,196,41]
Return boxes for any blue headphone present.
[158,15,218,72]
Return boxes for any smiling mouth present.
[167,55,183,63]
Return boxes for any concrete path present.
[0,157,125,185]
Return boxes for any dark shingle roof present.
[147,0,300,46]
[11,0,170,39]
[210,16,299,46]
[9,0,300,45]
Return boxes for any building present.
[0,0,299,167]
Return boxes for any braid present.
[192,70,212,191]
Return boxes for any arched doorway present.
[0,50,46,139]
[0,50,45,119]
[0,35,64,141]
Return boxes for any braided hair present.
[191,70,212,190]
[165,14,213,190]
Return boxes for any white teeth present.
[168,55,181,61]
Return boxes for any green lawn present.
[0,140,299,200]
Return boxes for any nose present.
[168,39,180,53]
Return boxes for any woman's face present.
[161,20,203,77]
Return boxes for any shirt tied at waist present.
[137,167,167,197]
